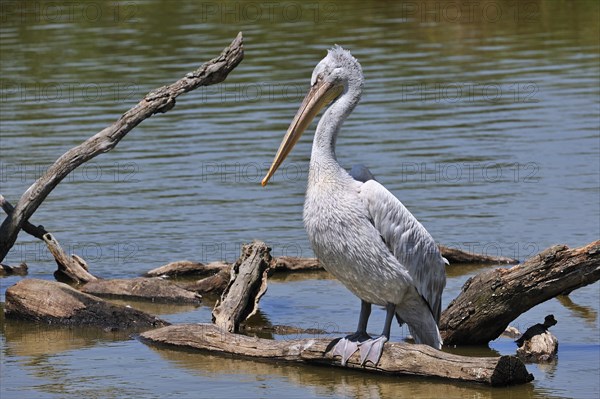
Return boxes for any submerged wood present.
[441,241,600,345]
[212,242,271,332]
[438,245,518,264]
[44,233,98,284]
[81,278,202,304]
[145,245,517,280]
[5,279,169,330]
[144,261,229,278]
[0,262,28,276]
[0,33,244,262]
[140,323,532,386]
[270,256,322,271]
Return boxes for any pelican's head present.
[261,46,363,186]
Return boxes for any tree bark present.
[440,241,600,345]
[0,33,244,262]
[212,241,271,332]
[5,279,169,330]
[81,277,202,304]
[140,323,532,386]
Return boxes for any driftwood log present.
[140,323,532,386]
[0,33,244,262]
[5,279,169,330]
[212,241,271,332]
[81,278,202,304]
[441,240,600,345]
[438,244,518,264]
[144,260,230,278]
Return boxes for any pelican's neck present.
[310,84,362,176]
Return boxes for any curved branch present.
[0,33,244,261]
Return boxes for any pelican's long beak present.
[261,80,343,186]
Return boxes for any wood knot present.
[491,279,502,291]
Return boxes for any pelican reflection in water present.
[262,47,447,366]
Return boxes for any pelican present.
[261,46,446,366]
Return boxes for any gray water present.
[1,0,599,398]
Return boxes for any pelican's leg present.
[358,302,396,366]
[331,301,372,366]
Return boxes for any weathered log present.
[439,245,518,265]
[0,262,28,276]
[5,279,169,330]
[441,241,600,345]
[81,277,202,304]
[0,33,244,262]
[43,233,99,284]
[144,260,229,278]
[140,323,532,386]
[212,242,271,332]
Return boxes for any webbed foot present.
[330,332,371,366]
[358,335,388,366]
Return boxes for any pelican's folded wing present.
[357,179,447,322]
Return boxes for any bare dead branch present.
[0,33,244,261]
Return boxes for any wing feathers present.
[357,179,446,322]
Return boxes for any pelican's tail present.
[395,291,443,350]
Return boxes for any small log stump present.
[140,323,533,386]
[81,278,202,304]
[5,279,168,330]
[517,332,559,363]
[212,241,271,332]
